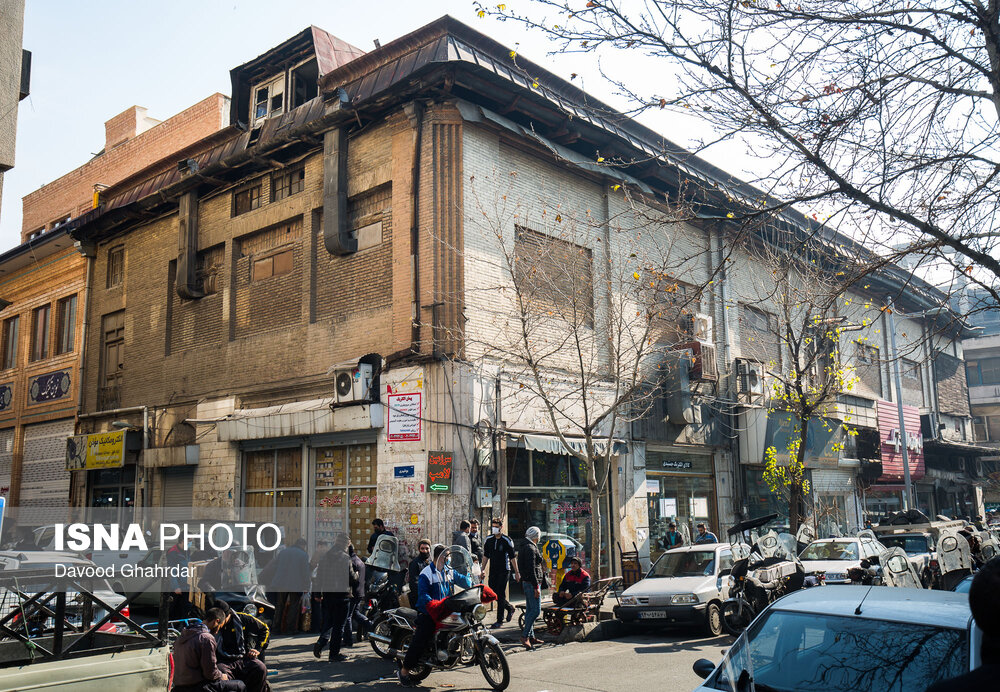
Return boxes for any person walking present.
[269,538,311,635]
[694,523,719,544]
[309,540,330,634]
[662,523,684,550]
[165,538,191,620]
[451,520,473,552]
[517,526,545,650]
[469,520,485,563]
[366,519,393,556]
[482,518,519,629]
[343,544,367,647]
[313,534,354,663]
[171,608,245,692]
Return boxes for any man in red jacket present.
[171,607,245,692]
[553,557,591,606]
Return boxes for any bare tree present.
[461,168,707,577]
[479,0,1000,310]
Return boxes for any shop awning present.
[192,398,383,442]
[924,438,999,456]
[511,433,629,457]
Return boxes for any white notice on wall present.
[659,497,677,517]
[691,497,709,518]
[387,392,422,442]
[645,479,659,495]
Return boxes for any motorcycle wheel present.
[721,599,752,637]
[477,639,511,691]
[369,616,394,660]
[394,632,432,681]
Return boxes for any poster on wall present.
[659,497,677,517]
[690,497,709,518]
[387,392,422,442]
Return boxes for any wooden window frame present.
[271,166,305,203]
[106,246,124,289]
[55,294,77,355]
[30,304,50,362]
[233,181,263,217]
[1,316,18,370]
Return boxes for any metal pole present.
[887,299,913,511]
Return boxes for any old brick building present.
[0,96,228,520]
[59,18,985,569]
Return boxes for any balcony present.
[969,384,1000,406]
[97,383,121,411]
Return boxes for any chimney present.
[104,106,161,151]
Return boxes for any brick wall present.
[21,94,230,239]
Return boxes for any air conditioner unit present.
[693,313,713,342]
[678,341,718,382]
[333,362,374,405]
[737,360,765,399]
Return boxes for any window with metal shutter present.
[162,467,195,507]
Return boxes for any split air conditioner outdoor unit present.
[693,313,713,342]
[678,341,719,382]
[737,359,766,400]
[333,362,374,405]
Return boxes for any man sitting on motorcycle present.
[398,545,473,687]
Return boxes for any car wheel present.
[704,602,723,637]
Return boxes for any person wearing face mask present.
[482,518,519,629]
[406,539,432,606]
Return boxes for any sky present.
[0,0,730,250]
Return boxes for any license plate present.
[639,610,666,619]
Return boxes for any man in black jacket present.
[516,526,545,649]
[406,539,432,607]
[313,534,353,662]
[213,600,268,692]
[483,518,519,629]
[469,520,485,562]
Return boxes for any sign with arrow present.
[427,451,454,494]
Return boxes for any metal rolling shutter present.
[162,467,195,507]
[21,419,73,507]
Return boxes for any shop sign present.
[427,451,453,493]
[65,431,126,471]
[645,479,660,494]
[387,392,422,442]
[876,400,924,481]
[28,370,72,404]
[661,460,693,470]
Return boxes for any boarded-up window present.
[251,250,293,281]
[855,341,882,397]
[196,244,224,296]
[514,226,594,328]
[348,183,390,251]
[99,311,125,410]
[933,351,970,417]
[646,273,698,344]
[240,218,301,258]
[900,357,924,407]
[740,304,780,369]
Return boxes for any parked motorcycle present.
[369,546,510,690]
[721,514,810,636]
[365,568,403,659]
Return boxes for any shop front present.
[644,448,716,561]
[504,436,621,573]
[864,401,925,521]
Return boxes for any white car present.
[614,543,732,636]
[692,585,980,691]
[798,536,886,584]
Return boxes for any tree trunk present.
[789,421,810,535]
[589,484,603,580]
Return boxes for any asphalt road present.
[263,629,732,691]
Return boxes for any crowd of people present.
[169,515,597,691]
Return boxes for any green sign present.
[427,451,453,494]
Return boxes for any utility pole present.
[887,298,913,511]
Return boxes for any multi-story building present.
[58,18,984,570]
[0,97,229,522]
[0,0,28,216]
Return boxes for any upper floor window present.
[49,215,71,231]
[741,304,781,369]
[290,59,318,109]
[107,246,124,288]
[968,358,1000,386]
[645,273,698,345]
[513,226,594,328]
[271,166,305,202]
[2,316,18,370]
[252,76,284,127]
[197,245,224,296]
[251,249,294,281]
[233,181,262,217]
[30,304,50,362]
[55,294,77,355]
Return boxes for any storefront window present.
[88,464,135,526]
[646,451,715,562]
[815,494,848,538]
[243,447,303,543]
[742,465,813,528]
[314,443,377,552]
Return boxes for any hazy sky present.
[0,0,719,249]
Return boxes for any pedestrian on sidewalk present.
[482,518,519,629]
[366,519,393,557]
[469,520,485,563]
[343,543,368,647]
[406,539,432,606]
[517,526,545,650]
[268,538,310,635]
[313,534,354,663]
[171,608,245,692]
[309,540,330,634]
[662,523,684,550]
[451,520,473,552]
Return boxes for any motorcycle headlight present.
[670,593,698,605]
[620,595,638,606]
[472,604,488,622]
[243,603,257,616]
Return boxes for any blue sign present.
[28,370,72,404]
[393,465,415,478]
[0,384,11,412]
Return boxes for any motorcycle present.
[721,514,810,636]
[365,568,403,659]
[369,546,510,690]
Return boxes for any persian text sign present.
[427,451,453,493]
[387,392,421,442]
[66,431,125,470]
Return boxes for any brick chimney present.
[104,106,161,151]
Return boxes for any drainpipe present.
[407,102,425,353]
[715,225,742,520]
[322,127,357,256]
[176,190,203,300]
[72,241,95,509]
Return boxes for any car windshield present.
[799,541,858,561]
[709,610,968,692]
[879,536,929,555]
[648,550,715,578]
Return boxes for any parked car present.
[0,551,129,633]
[692,585,980,691]
[878,531,940,587]
[798,536,886,584]
[614,544,733,635]
[952,574,974,594]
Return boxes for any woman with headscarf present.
[516,526,545,649]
